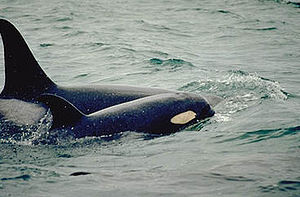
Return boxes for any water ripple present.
[148,58,195,72]
[215,9,244,19]
[205,172,255,182]
[259,180,300,193]
[243,27,277,31]
[218,125,300,144]
[1,174,31,181]
[287,1,300,7]
[69,172,91,176]
[40,43,54,48]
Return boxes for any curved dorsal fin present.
[0,19,55,101]
[38,94,84,129]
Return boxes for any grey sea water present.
[0,0,300,196]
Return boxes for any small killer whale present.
[0,19,218,135]
[38,93,214,137]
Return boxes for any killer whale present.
[0,18,175,114]
[0,19,217,134]
[38,93,214,137]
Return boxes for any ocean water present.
[0,0,300,196]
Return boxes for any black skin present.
[38,93,214,137]
[0,19,215,135]
[0,19,175,114]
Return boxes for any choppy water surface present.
[0,0,299,196]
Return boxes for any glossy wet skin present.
[0,19,216,135]
[39,93,215,137]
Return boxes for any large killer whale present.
[0,19,218,135]
[0,19,173,114]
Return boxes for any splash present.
[181,70,288,100]
[180,70,289,121]
[0,109,53,145]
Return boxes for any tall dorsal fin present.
[0,19,55,101]
[38,94,84,129]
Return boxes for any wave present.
[242,27,277,31]
[259,180,300,193]
[217,125,300,144]
[205,172,255,182]
[148,58,195,72]
[1,174,31,181]
[259,0,300,8]
[180,70,288,100]
[180,70,288,118]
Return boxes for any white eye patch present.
[170,110,196,125]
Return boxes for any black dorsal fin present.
[38,94,84,129]
[0,19,55,101]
